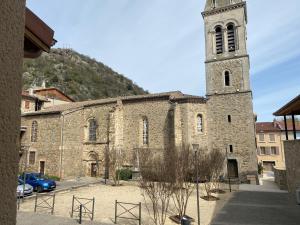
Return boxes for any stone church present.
[20,0,258,181]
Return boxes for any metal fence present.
[34,193,56,214]
[71,195,95,222]
[115,200,141,225]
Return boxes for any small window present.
[258,133,265,142]
[227,23,236,52]
[197,114,203,132]
[228,115,232,123]
[215,26,223,54]
[229,145,233,153]
[271,147,277,155]
[143,118,149,145]
[269,134,275,142]
[260,147,266,155]
[89,119,97,142]
[25,100,30,109]
[29,151,36,165]
[224,71,230,86]
[31,121,38,142]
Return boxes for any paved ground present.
[211,173,300,225]
[17,211,107,225]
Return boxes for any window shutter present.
[276,147,280,155]
[266,147,271,155]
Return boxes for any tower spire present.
[205,0,243,11]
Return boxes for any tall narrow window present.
[228,115,232,123]
[224,71,230,86]
[227,23,236,52]
[212,0,216,8]
[143,118,149,145]
[215,26,223,54]
[197,114,203,132]
[229,145,233,153]
[31,121,38,142]
[89,119,97,142]
[29,151,36,165]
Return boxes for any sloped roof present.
[273,95,300,116]
[256,122,281,133]
[22,91,206,117]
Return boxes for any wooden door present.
[228,159,238,178]
[39,161,45,175]
[91,163,97,177]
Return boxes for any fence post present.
[139,202,142,225]
[51,194,56,215]
[114,200,117,224]
[34,193,38,212]
[91,197,95,221]
[79,204,82,224]
[71,195,75,218]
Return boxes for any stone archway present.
[87,151,100,177]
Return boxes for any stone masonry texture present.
[0,1,25,225]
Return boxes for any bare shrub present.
[197,149,225,200]
[139,148,175,225]
[172,146,195,220]
[106,147,124,186]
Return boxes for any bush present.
[258,163,263,175]
[45,174,61,181]
[117,169,132,181]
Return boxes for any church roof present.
[22,91,206,116]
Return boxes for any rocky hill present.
[22,48,148,101]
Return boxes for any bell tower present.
[202,0,258,182]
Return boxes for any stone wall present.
[274,167,287,190]
[284,140,300,194]
[20,114,62,177]
[0,1,25,224]
[207,92,258,182]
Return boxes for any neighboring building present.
[21,87,74,113]
[21,91,47,113]
[256,120,300,171]
[256,122,285,170]
[33,87,75,107]
[20,0,258,183]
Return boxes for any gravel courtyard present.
[18,182,231,225]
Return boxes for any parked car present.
[19,173,56,192]
[17,179,33,197]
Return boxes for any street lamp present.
[225,145,232,192]
[193,146,200,225]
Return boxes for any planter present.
[169,215,194,224]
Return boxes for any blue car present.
[19,173,56,193]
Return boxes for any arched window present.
[197,114,203,133]
[142,118,149,145]
[31,121,38,142]
[224,70,230,86]
[215,26,223,54]
[88,119,97,142]
[227,23,236,52]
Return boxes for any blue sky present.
[27,0,300,122]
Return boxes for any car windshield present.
[18,179,24,185]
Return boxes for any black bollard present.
[181,216,191,225]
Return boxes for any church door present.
[91,163,97,177]
[227,159,238,178]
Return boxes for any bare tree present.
[172,146,195,220]
[197,149,224,200]
[139,148,175,225]
[105,146,124,186]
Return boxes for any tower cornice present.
[202,2,247,23]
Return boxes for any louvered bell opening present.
[227,25,236,52]
[215,27,223,54]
